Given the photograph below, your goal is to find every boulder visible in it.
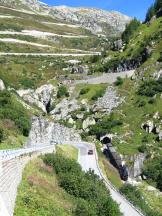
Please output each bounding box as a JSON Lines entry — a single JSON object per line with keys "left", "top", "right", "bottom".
{"left": 68, "top": 117, "right": 75, "bottom": 125}
{"left": 0, "top": 79, "right": 5, "bottom": 90}
{"left": 82, "top": 117, "right": 96, "bottom": 131}
{"left": 76, "top": 113, "right": 84, "bottom": 119}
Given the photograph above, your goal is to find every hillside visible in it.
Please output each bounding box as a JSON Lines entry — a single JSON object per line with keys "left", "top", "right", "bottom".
{"left": 0, "top": 0, "right": 131, "bottom": 36}
{"left": 0, "top": 0, "right": 162, "bottom": 216}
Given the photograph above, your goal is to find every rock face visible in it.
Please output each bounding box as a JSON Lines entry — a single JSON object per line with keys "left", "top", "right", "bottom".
{"left": 93, "top": 87, "right": 122, "bottom": 113}
{"left": 27, "top": 116, "right": 81, "bottom": 147}
{"left": 1, "top": 0, "right": 131, "bottom": 36}
{"left": 50, "top": 98, "right": 80, "bottom": 120}
{"left": 50, "top": 6, "right": 131, "bottom": 35}
{"left": 17, "top": 84, "right": 55, "bottom": 113}
{"left": 125, "top": 153, "right": 146, "bottom": 179}
{"left": 0, "top": 79, "right": 5, "bottom": 90}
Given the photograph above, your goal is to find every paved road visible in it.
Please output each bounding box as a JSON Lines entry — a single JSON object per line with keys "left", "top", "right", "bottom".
{"left": 0, "top": 52, "right": 100, "bottom": 57}
{"left": 75, "top": 142, "right": 143, "bottom": 216}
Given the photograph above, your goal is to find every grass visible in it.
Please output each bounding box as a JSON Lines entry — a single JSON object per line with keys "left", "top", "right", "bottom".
{"left": 96, "top": 142, "right": 122, "bottom": 189}
{"left": 0, "top": 135, "right": 26, "bottom": 150}
{"left": 109, "top": 78, "right": 162, "bottom": 155}
{"left": 14, "top": 158, "right": 76, "bottom": 216}
{"left": 139, "top": 182, "right": 162, "bottom": 214}
{"left": 56, "top": 145, "right": 78, "bottom": 160}
{"left": 76, "top": 83, "right": 107, "bottom": 103}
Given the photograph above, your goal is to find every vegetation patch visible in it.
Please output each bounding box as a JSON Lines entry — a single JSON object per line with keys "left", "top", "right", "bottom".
{"left": 43, "top": 153, "right": 121, "bottom": 216}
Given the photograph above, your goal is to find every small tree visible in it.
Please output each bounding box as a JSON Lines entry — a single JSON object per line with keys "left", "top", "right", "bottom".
{"left": 122, "top": 18, "right": 141, "bottom": 44}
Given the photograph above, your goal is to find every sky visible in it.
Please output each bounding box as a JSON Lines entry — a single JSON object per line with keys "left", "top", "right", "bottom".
{"left": 42, "top": 0, "right": 155, "bottom": 21}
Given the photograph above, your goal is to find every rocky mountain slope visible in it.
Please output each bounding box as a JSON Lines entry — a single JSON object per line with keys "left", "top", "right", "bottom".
{"left": 0, "top": 0, "right": 131, "bottom": 36}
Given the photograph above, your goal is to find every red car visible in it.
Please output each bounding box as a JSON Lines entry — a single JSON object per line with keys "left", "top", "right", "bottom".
{"left": 88, "top": 150, "right": 93, "bottom": 155}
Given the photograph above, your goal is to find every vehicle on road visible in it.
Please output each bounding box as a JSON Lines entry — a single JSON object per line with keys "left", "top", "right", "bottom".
{"left": 88, "top": 149, "right": 93, "bottom": 155}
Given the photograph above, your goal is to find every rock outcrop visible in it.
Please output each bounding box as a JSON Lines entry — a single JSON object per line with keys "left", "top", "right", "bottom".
{"left": 50, "top": 98, "right": 80, "bottom": 120}
{"left": 27, "top": 116, "right": 81, "bottom": 147}
{"left": 125, "top": 153, "right": 146, "bottom": 179}
{"left": 17, "top": 84, "right": 55, "bottom": 113}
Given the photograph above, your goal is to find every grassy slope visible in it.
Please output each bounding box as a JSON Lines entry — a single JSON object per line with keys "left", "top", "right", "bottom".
{"left": 14, "top": 158, "right": 76, "bottom": 216}
{"left": 108, "top": 78, "right": 162, "bottom": 155}
{"left": 56, "top": 145, "right": 78, "bottom": 160}
{"left": 0, "top": 6, "right": 102, "bottom": 52}
{"left": 75, "top": 83, "right": 108, "bottom": 103}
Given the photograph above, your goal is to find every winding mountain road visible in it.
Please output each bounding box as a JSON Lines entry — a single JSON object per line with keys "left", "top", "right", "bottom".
{"left": 73, "top": 142, "right": 144, "bottom": 216}
{"left": 0, "top": 142, "right": 144, "bottom": 216}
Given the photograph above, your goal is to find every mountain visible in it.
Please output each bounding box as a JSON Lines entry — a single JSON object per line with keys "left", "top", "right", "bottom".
{"left": 0, "top": 0, "right": 131, "bottom": 35}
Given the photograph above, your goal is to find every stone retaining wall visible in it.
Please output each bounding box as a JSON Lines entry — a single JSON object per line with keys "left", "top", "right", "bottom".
{"left": 0, "top": 146, "right": 55, "bottom": 216}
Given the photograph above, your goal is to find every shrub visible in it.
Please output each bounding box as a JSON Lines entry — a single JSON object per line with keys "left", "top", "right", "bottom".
{"left": 89, "top": 115, "right": 123, "bottom": 138}
{"left": 138, "top": 78, "right": 162, "bottom": 97}
{"left": 114, "top": 77, "right": 124, "bottom": 86}
{"left": 143, "top": 157, "right": 162, "bottom": 188}
{"left": 44, "top": 153, "right": 121, "bottom": 216}
{"left": 91, "top": 88, "right": 105, "bottom": 101}
{"left": 57, "top": 85, "right": 69, "bottom": 98}
{"left": 0, "top": 91, "right": 31, "bottom": 136}
{"left": 80, "top": 87, "right": 90, "bottom": 95}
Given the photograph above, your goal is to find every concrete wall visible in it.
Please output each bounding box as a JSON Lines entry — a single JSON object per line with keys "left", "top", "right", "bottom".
{"left": 0, "top": 146, "right": 55, "bottom": 216}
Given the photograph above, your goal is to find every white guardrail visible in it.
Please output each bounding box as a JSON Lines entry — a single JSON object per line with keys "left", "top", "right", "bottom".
{"left": 0, "top": 145, "right": 55, "bottom": 161}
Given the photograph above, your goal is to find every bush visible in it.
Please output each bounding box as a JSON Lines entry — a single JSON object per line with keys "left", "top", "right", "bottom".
{"left": 114, "top": 77, "right": 124, "bottom": 86}
{"left": 44, "top": 153, "right": 121, "bottom": 216}
{"left": 89, "top": 115, "right": 123, "bottom": 138}
{"left": 0, "top": 91, "right": 31, "bottom": 136}
{"left": 138, "top": 78, "right": 162, "bottom": 97}
{"left": 57, "top": 85, "right": 69, "bottom": 98}
{"left": 80, "top": 87, "right": 90, "bottom": 95}
{"left": 91, "top": 89, "right": 105, "bottom": 101}
{"left": 143, "top": 156, "right": 162, "bottom": 189}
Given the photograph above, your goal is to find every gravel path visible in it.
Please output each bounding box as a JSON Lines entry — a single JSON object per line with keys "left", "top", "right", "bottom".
{"left": 75, "top": 70, "right": 135, "bottom": 84}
